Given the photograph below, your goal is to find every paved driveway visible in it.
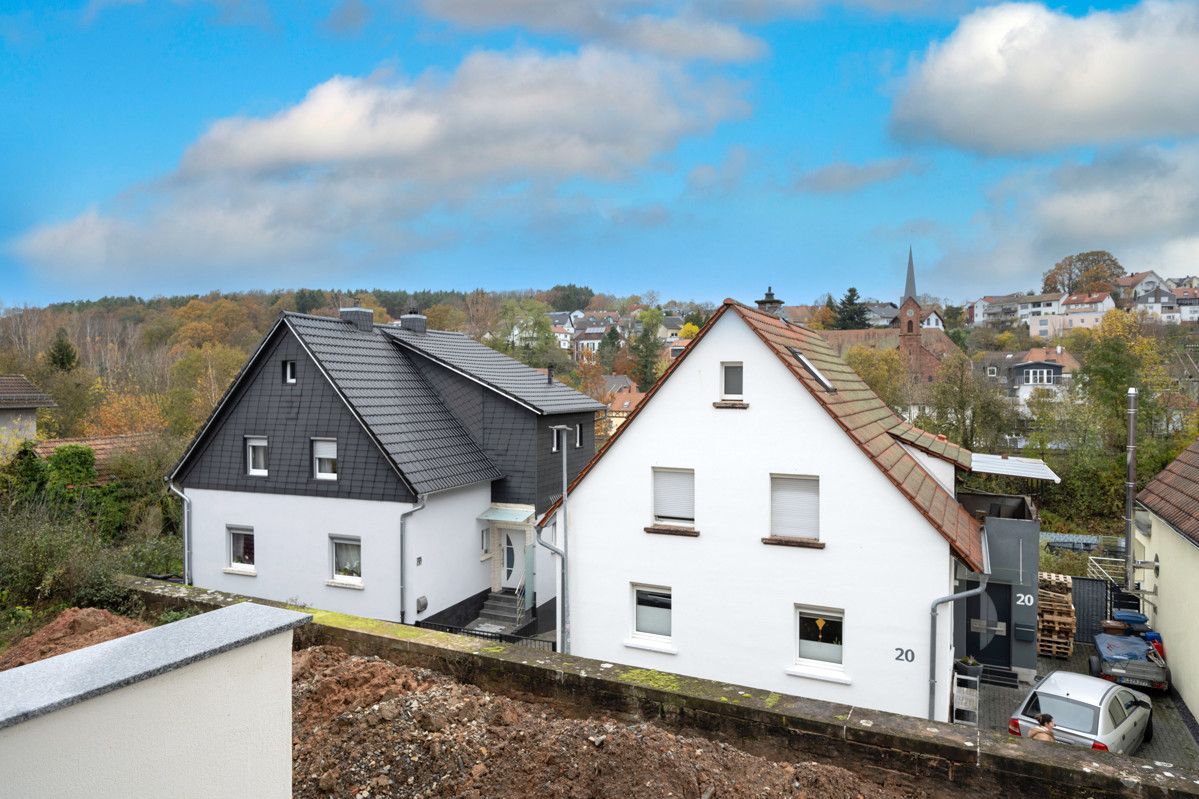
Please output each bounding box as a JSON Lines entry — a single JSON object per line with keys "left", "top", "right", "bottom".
{"left": 978, "top": 644, "right": 1199, "bottom": 766}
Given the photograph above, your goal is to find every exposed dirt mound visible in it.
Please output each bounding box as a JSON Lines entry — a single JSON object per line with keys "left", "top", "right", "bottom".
{"left": 0, "top": 607, "right": 149, "bottom": 671}
{"left": 292, "top": 646, "right": 919, "bottom": 799}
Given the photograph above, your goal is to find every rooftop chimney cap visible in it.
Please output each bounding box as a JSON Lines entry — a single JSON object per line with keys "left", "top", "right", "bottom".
{"left": 755, "top": 286, "right": 784, "bottom": 316}
{"left": 339, "top": 306, "right": 374, "bottom": 332}
{"left": 400, "top": 307, "right": 428, "bottom": 334}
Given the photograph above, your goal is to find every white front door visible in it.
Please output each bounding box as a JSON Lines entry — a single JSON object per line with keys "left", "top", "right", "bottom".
{"left": 500, "top": 527, "right": 525, "bottom": 590}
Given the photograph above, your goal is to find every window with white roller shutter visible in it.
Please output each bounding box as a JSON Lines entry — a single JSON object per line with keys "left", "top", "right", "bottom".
{"left": 771, "top": 475, "right": 819, "bottom": 539}
{"left": 652, "top": 468, "right": 694, "bottom": 526}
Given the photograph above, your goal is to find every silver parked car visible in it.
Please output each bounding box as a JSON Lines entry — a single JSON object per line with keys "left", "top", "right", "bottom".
{"left": 1009, "top": 670, "right": 1153, "bottom": 755}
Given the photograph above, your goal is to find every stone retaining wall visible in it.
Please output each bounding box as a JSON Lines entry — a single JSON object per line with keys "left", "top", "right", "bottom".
{"left": 122, "top": 576, "right": 1199, "bottom": 798}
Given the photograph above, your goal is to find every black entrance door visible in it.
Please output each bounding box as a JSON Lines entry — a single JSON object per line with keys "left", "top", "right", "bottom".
{"left": 966, "top": 583, "right": 1012, "bottom": 667}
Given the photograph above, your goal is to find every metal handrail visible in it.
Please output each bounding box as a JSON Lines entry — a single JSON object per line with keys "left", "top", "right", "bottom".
{"left": 513, "top": 575, "right": 527, "bottom": 627}
{"left": 1087, "top": 556, "right": 1126, "bottom": 587}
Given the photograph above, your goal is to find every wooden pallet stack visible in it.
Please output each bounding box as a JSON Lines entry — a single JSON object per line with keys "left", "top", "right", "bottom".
{"left": 1037, "top": 572, "right": 1076, "bottom": 658}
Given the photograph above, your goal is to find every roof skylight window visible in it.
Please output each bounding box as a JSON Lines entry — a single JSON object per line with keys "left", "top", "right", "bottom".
{"left": 787, "top": 347, "right": 836, "bottom": 393}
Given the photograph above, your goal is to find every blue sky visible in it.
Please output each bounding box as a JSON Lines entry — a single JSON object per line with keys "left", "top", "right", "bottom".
{"left": 3, "top": 0, "right": 1198, "bottom": 308}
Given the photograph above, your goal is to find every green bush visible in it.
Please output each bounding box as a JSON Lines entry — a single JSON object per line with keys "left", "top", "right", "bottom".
{"left": 0, "top": 504, "right": 120, "bottom": 608}
{"left": 156, "top": 608, "right": 197, "bottom": 625}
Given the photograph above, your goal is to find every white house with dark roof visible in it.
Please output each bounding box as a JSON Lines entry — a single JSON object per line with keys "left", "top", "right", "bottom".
{"left": 536, "top": 296, "right": 1045, "bottom": 720}
{"left": 169, "top": 307, "right": 603, "bottom": 634}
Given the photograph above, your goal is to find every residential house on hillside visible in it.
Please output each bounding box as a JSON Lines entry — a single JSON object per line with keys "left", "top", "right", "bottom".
{"left": 921, "top": 308, "right": 945, "bottom": 330}
{"left": 168, "top": 307, "right": 604, "bottom": 633}
{"left": 978, "top": 347, "right": 1079, "bottom": 411}
{"left": 1114, "top": 270, "right": 1169, "bottom": 302}
{"left": 35, "top": 432, "right": 157, "bottom": 482}
{"left": 0, "top": 375, "right": 55, "bottom": 446}
{"left": 971, "top": 294, "right": 1024, "bottom": 327}
{"left": 538, "top": 294, "right": 1056, "bottom": 719}
{"left": 573, "top": 327, "right": 612, "bottom": 360}
{"left": 1174, "top": 287, "right": 1199, "bottom": 323}
{"left": 781, "top": 305, "right": 821, "bottom": 326}
{"left": 1136, "top": 440, "right": 1199, "bottom": 708}
{"left": 551, "top": 325, "right": 573, "bottom": 353}
{"left": 547, "top": 312, "right": 575, "bottom": 333}
{"left": 1135, "top": 287, "right": 1181, "bottom": 324}
{"left": 1016, "top": 293, "right": 1063, "bottom": 337}
{"left": 605, "top": 388, "right": 646, "bottom": 436}
{"left": 658, "top": 316, "right": 684, "bottom": 340}
{"left": 1042, "top": 292, "right": 1115, "bottom": 336}
{"left": 603, "top": 375, "right": 635, "bottom": 396}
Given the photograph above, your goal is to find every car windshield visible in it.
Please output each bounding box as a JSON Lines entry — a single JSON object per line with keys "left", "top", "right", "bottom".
{"left": 1024, "top": 691, "right": 1099, "bottom": 734}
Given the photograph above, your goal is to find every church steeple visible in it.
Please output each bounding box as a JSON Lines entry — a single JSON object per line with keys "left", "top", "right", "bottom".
{"left": 902, "top": 246, "right": 917, "bottom": 304}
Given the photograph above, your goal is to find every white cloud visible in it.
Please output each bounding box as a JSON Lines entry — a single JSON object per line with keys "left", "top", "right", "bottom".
{"left": 794, "top": 156, "right": 924, "bottom": 193}
{"left": 892, "top": 1, "right": 1199, "bottom": 154}
{"left": 422, "top": 0, "right": 765, "bottom": 62}
{"left": 932, "top": 143, "right": 1199, "bottom": 296}
{"left": 14, "top": 48, "right": 746, "bottom": 278}
{"left": 687, "top": 145, "right": 749, "bottom": 194}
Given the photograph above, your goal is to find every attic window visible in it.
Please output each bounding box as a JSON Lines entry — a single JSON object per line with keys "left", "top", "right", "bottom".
{"left": 283, "top": 360, "right": 297, "bottom": 384}
{"left": 786, "top": 348, "right": 836, "bottom": 393}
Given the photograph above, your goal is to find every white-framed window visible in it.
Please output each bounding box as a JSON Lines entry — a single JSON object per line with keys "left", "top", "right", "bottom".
{"left": 283, "top": 360, "right": 297, "bottom": 384}
{"left": 551, "top": 428, "right": 562, "bottom": 453}
{"left": 330, "top": 536, "right": 362, "bottom": 585}
{"left": 770, "top": 475, "right": 819, "bottom": 539}
{"left": 986, "top": 366, "right": 997, "bottom": 377}
{"left": 227, "top": 526, "right": 255, "bottom": 574}
{"left": 632, "top": 584, "right": 672, "bottom": 640}
{"left": 480, "top": 528, "right": 492, "bottom": 557}
{"left": 721, "top": 361, "right": 743, "bottom": 400}
{"left": 796, "top": 605, "right": 843, "bottom": 665}
{"left": 313, "top": 438, "right": 338, "bottom": 480}
{"left": 575, "top": 423, "right": 583, "bottom": 448}
{"left": 1025, "top": 369, "right": 1053, "bottom": 385}
{"left": 652, "top": 467, "right": 694, "bottom": 527}
{"left": 246, "top": 436, "right": 268, "bottom": 477}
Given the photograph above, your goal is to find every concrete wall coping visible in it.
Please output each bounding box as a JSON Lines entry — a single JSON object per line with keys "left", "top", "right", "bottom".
{"left": 0, "top": 601, "right": 310, "bottom": 731}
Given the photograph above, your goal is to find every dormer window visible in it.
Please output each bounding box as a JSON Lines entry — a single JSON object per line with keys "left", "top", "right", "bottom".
{"left": 721, "top": 362, "right": 743, "bottom": 400}
{"left": 246, "top": 436, "right": 268, "bottom": 476}
{"left": 283, "top": 360, "right": 297, "bottom": 384}
{"left": 313, "top": 438, "right": 338, "bottom": 480}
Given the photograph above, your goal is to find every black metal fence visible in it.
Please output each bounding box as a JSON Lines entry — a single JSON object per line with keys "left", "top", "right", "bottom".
{"left": 1071, "top": 576, "right": 1110, "bottom": 643}
{"left": 416, "top": 620, "right": 556, "bottom": 652}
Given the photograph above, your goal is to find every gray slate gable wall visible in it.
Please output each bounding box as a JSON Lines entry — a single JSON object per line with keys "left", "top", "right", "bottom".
{"left": 175, "top": 325, "right": 414, "bottom": 503}
{"left": 409, "top": 356, "right": 594, "bottom": 512}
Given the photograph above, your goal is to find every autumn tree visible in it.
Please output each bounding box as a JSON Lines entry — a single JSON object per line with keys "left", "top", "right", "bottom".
{"left": 1042, "top": 251, "right": 1125, "bottom": 294}
{"left": 630, "top": 308, "right": 664, "bottom": 391}
{"left": 463, "top": 289, "right": 500, "bottom": 339}
{"left": 845, "top": 346, "right": 908, "bottom": 411}
{"left": 294, "top": 289, "right": 327, "bottom": 314}
{"left": 83, "top": 393, "right": 167, "bottom": 436}
{"left": 165, "top": 342, "right": 246, "bottom": 434}
{"left": 544, "top": 284, "right": 594, "bottom": 312}
{"left": 424, "top": 303, "right": 467, "bottom": 332}
{"left": 834, "top": 288, "right": 870, "bottom": 330}
{"left": 679, "top": 322, "right": 699, "bottom": 339}
{"left": 46, "top": 328, "right": 78, "bottom": 371}
{"left": 921, "top": 351, "right": 1016, "bottom": 451}
{"left": 597, "top": 327, "right": 623, "bottom": 371}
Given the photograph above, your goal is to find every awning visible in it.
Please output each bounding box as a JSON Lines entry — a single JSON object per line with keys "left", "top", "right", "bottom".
{"left": 477, "top": 506, "right": 535, "bottom": 523}
{"left": 970, "top": 453, "right": 1061, "bottom": 483}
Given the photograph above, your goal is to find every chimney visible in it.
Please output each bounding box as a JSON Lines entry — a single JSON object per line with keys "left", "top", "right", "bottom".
{"left": 340, "top": 306, "right": 374, "bottom": 332}
{"left": 546, "top": 364, "right": 554, "bottom": 385}
{"left": 755, "top": 286, "right": 784, "bottom": 316}
{"left": 400, "top": 307, "right": 427, "bottom": 334}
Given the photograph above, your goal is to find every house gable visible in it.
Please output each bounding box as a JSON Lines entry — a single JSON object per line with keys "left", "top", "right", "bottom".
{"left": 174, "top": 323, "right": 415, "bottom": 503}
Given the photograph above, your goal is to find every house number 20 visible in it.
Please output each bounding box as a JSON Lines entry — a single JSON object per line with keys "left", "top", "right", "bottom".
{"left": 894, "top": 648, "right": 915, "bottom": 662}
{"left": 1015, "top": 593, "right": 1034, "bottom": 606}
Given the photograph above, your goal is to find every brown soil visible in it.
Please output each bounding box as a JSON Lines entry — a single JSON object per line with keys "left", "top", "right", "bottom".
{"left": 292, "top": 646, "right": 919, "bottom": 799}
{"left": 0, "top": 607, "right": 149, "bottom": 671}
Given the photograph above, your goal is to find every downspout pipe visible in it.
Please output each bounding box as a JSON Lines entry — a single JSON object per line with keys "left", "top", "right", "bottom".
{"left": 536, "top": 524, "right": 565, "bottom": 653}
{"left": 399, "top": 495, "right": 427, "bottom": 624}
{"left": 166, "top": 480, "right": 192, "bottom": 586}
{"left": 1124, "top": 387, "right": 1138, "bottom": 590}
{"left": 928, "top": 528, "right": 991, "bottom": 721}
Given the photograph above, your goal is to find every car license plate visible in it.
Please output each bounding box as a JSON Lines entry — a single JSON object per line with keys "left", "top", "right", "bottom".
{"left": 1121, "top": 677, "right": 1151, "bottom": 687}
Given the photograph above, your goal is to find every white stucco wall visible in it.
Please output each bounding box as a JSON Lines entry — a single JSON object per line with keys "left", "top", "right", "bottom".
{"left": 190, "top": 484, "right": 495, "bottom": 622}
{"left": 0, "top": 409, "right": 36, "bottom": 444}
{"left": 406, "top": 482, "right": 494, "bottom": 622}
{"left": 555, "top": 311, "right": 958, "bottom": 720}
{"left": 1135, "top": 514, "right": 1199, "bottom": 707}
{"left": 0, "top": 633, "right": 293, "bottom": 799}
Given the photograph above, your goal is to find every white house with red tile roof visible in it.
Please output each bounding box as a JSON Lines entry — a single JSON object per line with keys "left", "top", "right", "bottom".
{"left": 538, "top": 297, "right": 999, "bottom": 721}
{"left": 1114, "top": 270, "right": 1168, "bottom": 300}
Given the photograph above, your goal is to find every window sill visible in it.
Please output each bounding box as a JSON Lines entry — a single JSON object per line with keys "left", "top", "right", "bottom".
{"left": 247, "top": 471, "right": 268, "bottom": 478}
{"left": 761, "top": 536, "right": 824, "bottom": 549}
{"left": 314, "top": 475, "right": 338, "bottom": 482}
{"left": 712, "top": 401, "right": 749, "bottom": 409}
{"left": 326, "top": 579, "right": 364, "bottom": 590}
{"left": 785, "top": 663, "right": 851, "bottom": 685}
{"left": 644, "top": 525, "right": 700, "bottom": 537}
{"left": 223, "top": 567, "right": 257, "bottom": 577}
{"left": 623, "top": 637, "right": 678, "bottom": 655}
